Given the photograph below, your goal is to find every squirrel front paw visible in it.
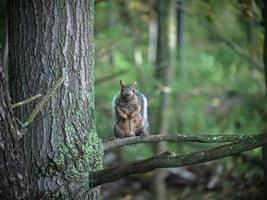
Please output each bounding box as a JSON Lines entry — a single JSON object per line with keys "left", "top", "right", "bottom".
{"left": 136, "top": 128, "right": 149, "bottom": 137}
{"left": 114, "top": 124, "right": 128, "bottom": 138}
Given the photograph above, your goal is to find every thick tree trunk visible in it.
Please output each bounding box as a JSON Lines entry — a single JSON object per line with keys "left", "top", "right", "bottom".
{"left": 0, "top": 63, "right": 28, "bottom": 199}
{"left": 7, "top": 0, "right": 103, "bottom": 199}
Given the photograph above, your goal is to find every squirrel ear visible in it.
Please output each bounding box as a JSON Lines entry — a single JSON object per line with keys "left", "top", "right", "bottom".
{"left": 132, "top": 81, "right": 137, "bottom": 91}
{"left": 132, "top": 81, "right": 137, "bottom": 86}
{"left": 120, "top": 80, "right": 124, "bottom": 87}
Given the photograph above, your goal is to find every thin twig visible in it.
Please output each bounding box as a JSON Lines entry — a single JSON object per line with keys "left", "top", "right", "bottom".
{"left": 20, "top": 76, "right": 64, "bottom": 129}
{"left": 90, "top": 133, "right": 267, "bottom": 188}
{"left": 198, "top": 17, "right": 263, "bottom": 71}
{"left": 95, "top": 70, "right": 127, "bottom": 85}
{"left": 181, "top": 7, "right": 264, "bottom": 72}
{"left": 104, "top": 133, "right": 255, "bottom": 151}
{"left": 11, "top": 94, "right": 42, "bottom": 109}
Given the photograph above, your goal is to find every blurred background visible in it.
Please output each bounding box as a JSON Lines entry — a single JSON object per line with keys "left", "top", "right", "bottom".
{"left": 94, "top": 0, "right": 266, "bottom": 199}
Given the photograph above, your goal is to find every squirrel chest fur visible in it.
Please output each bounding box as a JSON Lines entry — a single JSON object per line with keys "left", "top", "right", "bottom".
{"left": 112, "top": 80, "right": 149, "bottom": 138}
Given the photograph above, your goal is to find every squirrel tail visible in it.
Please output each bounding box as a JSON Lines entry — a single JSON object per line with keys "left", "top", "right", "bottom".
{"left": 112, "top": 92, "right": 119, "bottom": 120}
{"left": 139, "top": 92, "right": 149, "bottom": 130}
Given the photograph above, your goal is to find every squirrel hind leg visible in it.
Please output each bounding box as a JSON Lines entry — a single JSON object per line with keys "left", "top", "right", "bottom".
{"left": 136, "top": 127, "right": 149, "bottom": 137}
{"left": 114, "top": 124, "right": 128, "bottom": 138}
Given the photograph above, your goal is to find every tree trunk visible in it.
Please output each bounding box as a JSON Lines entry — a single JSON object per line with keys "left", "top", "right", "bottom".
{"left": 148, "top": 0, "right": 158, "bottom": 63}
{"left": 175, "top": 0, "right": 186, "bottom": 145}
{"left": 0, "top": 62, "right": 28, "bottom": 199}
{"left": 106, "top": 1, "right": 114, "bottom": 66}
{"left": 241, "top": 0, "right": 256, "bottom": 70}
{"left": 152, "top": 0, "right": 176, "bottom": 199}
{"left": 177, "top": 0, "right": 185, "bottom": 65}
{"left": 7, "top": 0, "right": 103, "bottom": 199}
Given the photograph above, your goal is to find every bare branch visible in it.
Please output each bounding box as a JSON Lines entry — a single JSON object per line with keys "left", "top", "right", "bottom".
{"left": 181, "top": 7, "right": 264, "bottom": 72}
{"left": 104, "top": 133, "right": 254, "bottom": 151}
{"left": 11, "top": 94, "right": 42, "bottom": 109}
{"left": 95, "top": 70, "right": 127, "bottom": 85}
{"left": 90, "top": 133, "right": 267, "bottom": 188}
{"left": 198, "top": 18, "right": 263, "bottom": 72}
{"left": 20, "top": 76, "right": 64, "bottom": 129}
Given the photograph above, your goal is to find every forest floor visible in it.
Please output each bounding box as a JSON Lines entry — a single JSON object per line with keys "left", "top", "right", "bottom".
{"left": 100, "top": 162, "right": 266, "bottom": 200}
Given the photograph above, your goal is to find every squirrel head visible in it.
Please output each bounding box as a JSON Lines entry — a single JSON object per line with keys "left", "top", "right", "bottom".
{"left": 120, "top": 80, "right": 137, "bottom": 101}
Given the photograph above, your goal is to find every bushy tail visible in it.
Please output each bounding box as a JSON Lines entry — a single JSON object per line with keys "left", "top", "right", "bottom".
{"left": 138, "top": 92, "right": 149, "bottom": 130}
{"left": 112, "top": 92, "right": 119, "bottom": 121}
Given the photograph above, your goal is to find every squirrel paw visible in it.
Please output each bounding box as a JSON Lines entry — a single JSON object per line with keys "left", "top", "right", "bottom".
{"left": 136, "top": 128, "right": 149, "bottom": 137}
{"left": 114, "top": 125, "right": 128, "bottom": 138}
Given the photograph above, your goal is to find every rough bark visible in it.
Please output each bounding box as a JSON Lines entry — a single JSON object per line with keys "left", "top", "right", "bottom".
{"left": 0, "top": 61, "right": 28, "bottom": 199}
{"left": 7, "top": 0, "right": 103, "bottom": 199}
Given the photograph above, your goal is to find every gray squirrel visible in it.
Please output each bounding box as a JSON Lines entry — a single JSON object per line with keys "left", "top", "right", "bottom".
{"left": 112, "top": 80, "right": 149, "bottom": 138}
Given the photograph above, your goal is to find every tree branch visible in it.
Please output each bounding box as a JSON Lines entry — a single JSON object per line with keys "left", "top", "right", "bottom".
{"left": 104, "top": 133, "right": 254, "bottom": 151}
{"left": 198, "top": 17, "right": 263, "bottom": 72}
{"left": 11, "top": 94, "right": 42, "bottom": 109}
{"left": 90, "top": 133, "right": 267, "bottom": 188}
{"left": 21, "top": 76, "right": 64, "bottom": 129}
{"left": 182, "top": 8, "right": 264, "bottom": 72}
{"left": 95, "top": 70, "right": 127, "bottom": 85}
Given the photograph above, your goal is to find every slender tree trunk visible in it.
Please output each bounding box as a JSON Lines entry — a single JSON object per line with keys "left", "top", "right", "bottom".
{"left": 107, "top": 1, "right": 114, "bottom": 66}
{"left": 148, "top": 0, "right": 158, "bottom": 63}
{"left": 261, "top": 0, "right": 267, "bottom": 186}
{"left": 242, "top": 0, "right": 256, "bottom": 70}
{"left": 152, "top": 0, "right": 176, "bottom": 199}
{"left": 175, "top": 0, "right": 186, "bottom": 133}
{"left": 246, "top": 1, "right": 256, "bottom": 47}
{"left": 177, "top": 0, "right": 185, "bottom": 66}
{"left": 7, "top": 0, "right": 103, "bottom": 199}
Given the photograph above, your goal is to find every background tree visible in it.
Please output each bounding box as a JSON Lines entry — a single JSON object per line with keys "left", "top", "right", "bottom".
{"left": 152, "top": 0, "right": 176, "bottom": 199}
{"left": 94, "top": 0, "right": 267, "bottom": 199}
{"left": 175, "top": 0, "right": 186, "bottom": 133}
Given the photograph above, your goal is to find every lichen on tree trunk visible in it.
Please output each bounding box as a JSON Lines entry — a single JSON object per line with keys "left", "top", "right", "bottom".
{"left": 7, "top": 0, "right": 103, "bottom": 198}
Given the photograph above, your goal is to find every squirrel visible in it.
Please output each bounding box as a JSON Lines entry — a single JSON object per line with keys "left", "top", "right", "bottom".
{"left": 112, "top": 80, "right": 149, "bottom": 138}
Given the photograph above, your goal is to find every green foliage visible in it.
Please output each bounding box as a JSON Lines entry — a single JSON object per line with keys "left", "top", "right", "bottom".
{"left": 94, "top": 0, "right": 266, "bottom": 182}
